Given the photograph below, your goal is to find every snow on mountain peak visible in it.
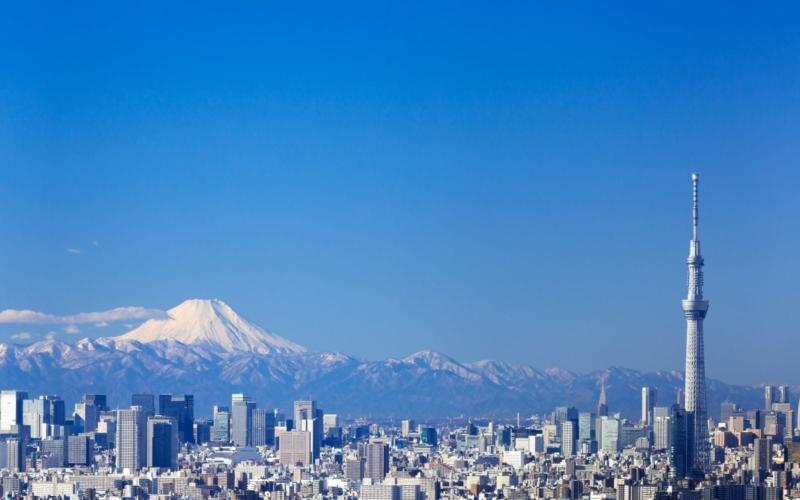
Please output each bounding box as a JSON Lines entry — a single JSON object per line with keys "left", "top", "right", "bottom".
{"left": 114, "top": 299, "right": 306, "bottom": 355}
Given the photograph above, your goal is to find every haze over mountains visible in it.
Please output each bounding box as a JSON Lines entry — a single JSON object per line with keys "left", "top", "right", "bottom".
{"left": 0, "top": 299, "right": 768, "bottom": 418}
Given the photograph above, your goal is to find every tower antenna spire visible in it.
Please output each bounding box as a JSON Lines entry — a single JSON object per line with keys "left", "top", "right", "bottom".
{"left": 692, "top": 172, "right": 699, "bottom": 241}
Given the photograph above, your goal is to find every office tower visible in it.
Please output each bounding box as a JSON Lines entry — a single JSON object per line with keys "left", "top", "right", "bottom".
{"left": 753, "top": 437, "right": 771, "bottom": 480}
{"left": 41, "top": 437, "right": 68, "bottom": 467}
{"left": 344, "top": 457, "right": 365, "bottom": 482}
{"left": 778, "top": 386, "right": 790, "bottom": 404}
{"left": 653, "top": 407, "right": 672, "bottom": 450}
{"left": 23, "top": 395, "right": 64, "bottom": 439}
{"left": 323, "top": 413, "right": 339, "bottom": 432}
{"left": 68, "top": 434, "right": 93, "bottom": 466}
{"left": 132, "top": 394, "right": 155, "bottom": 417}
{"left": 401, "top": 419, "right": 415, "bottom": 437}
{"left": 676, "top": 388, "right": 684, "bottom": 408}
{"left": 364, "top": 442, "right": 390, "bottom": 481}
{"left": 554, "top": 406, "right": 578, "bottom": 440}
{"left": 276, "top": 429, "right": 312, "bottom": 466}
{"left": 158, "top": 394, "right": 194, "bottom": 443}
{"left": 212, "top": 406, "right": 230, "bottom": 443}
{"left": 116, "top": 406, "right": 147, "bottom": 471}
{"left": 600, "top": 417, "right": 620, "bottom": 454}
{"left": 82, "top": 394, "right": 108, "bottom": 411}
{"left": 597, "top": 382, "right": 608, "bottom": 417}
{"left": 231, "top": 394, "right": 255, "bottom": 447}
{"left": 681, "top": 173, "right": 709, "bottom": 471}
{"left": 578, "top": 412, "right": 595, "bottom": 442}
{"left": 73, "top": 402, "right": 99, "bottom": 433}
{"left": 668, "top": 407, "right": 695, "bottom": 479}
{"left": 720, "top": 402, "right": 740, "bottom": 424}
{"left": 641, "top": 386, "right": 657, "bottom": 426}
{"left": 0, "top": 391, "right": 28, "bottom": 433}
{"left": 561, "top": 420, "right": 577, "bottom": 456}
{"left": 194, "top": 420, "right": 211, "bottom": 444}
{"left": 419, "top": 426, "right": 437, "bottom": 446}
{"left": 251, "top": 408, "right": 276, "bottom": 446}
{"left": 294, "top": 400, "right": 322, "bottom": 460}
{"left": 764, "top": 386, "right": 776, "bottom": 410}
{"left": 147, "top": 416, "right": 178, "bottom": 469}
{"left": 4, "top": 437, "right": 24, "bottom": 472}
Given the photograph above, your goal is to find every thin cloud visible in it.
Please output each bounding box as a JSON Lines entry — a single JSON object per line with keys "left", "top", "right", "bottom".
{"left": 64, "top": 325, "right": 80, "bottom": 334}
{"left": 10, "top": 332, "right": 33, "bottom": 341}
{"left": 92, "top": 240, "right": 100, "bottom": 247}
{"left": 66, "top": 248, "right": 83, "bottom": 255}
{"left": 0, "top": 306, "right": 169, "bottom": 325}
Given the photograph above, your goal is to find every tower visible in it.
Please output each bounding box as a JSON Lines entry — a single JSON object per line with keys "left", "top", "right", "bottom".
{"left": 682, "top": 173, "right": 709, "bottom": 472}
{"left": 597, "top": 381, "right": 608, "bottom": 417}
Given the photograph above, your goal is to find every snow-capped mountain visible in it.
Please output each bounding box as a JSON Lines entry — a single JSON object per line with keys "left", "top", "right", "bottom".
{"left": 0, "top": 299, "right": 772, "bottom": 417}
{"left": 115, "top": 299, "right": 306, "bottom": 355}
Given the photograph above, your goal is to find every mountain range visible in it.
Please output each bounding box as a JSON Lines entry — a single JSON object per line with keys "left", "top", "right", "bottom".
{"left": 0, "top": 299, "right": 773, "bottom": 419}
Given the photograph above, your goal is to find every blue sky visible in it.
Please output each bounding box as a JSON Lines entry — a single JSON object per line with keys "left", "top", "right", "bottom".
{"left": 0, "top": 2, "right": 798, "bottom": 385}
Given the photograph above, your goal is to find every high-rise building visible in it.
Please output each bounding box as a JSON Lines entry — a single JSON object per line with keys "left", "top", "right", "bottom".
{"left": 193, "top": 420, "right": 211, "bottom": 444}
{"left": 561, "top": 420, "right": 577, "bottom": 456}
{"left": 82, "top": 394, "right": 108, "bottom": 411}
{"left": 132, "top": 394, "right": 155, "bottom": 417}
{"left": 116, "top": 406, "right": 147, "bottom": 471}
{"left": 764, "top": 386, "right": 776, "bottom": 410}
{"left": 597, "top": 383, "right": 608, "bottom": 417}
{"left": 251, "top": 408, "right": 276, "bottom": 447}
{"left": 231, "top": 394, "right": 255, "bottom": 447}
{"left": 419, "top": 426, "right": 437, "bottom": 447}
{"left": 73, "top": 402, "right": 99, "bottom": 433}
{"left": 681, "top": 173, "right": 709, "bottom": 471}
{"left": 4, "top": 437, "right": 24, "bottom": 472}
{"left": 777, "top": 385, "right": 790, "bottom": 404}
{"left": 641, "top": 386, "right": 657, "bottom": 426}
{"left": 41, "top": 437, "right": 68, "bottom": 467}
{"left": 212, "top": 405, "right": 230, "bottom": 443}
{"left": 600, "top": 417, "right": 620, "bottom": 454}
{"left": 752, "top": 437, "right": 771, "bottom": 480}
{"left": 294, "top": 400, "right": 322, "bottom": 460}
{"left": 147, "top": 415, "right": 178, "bottom": 469}
{"left": 23, "top": 395, "right": 65, "bottom": 439}
{"left": 668, "top": 407, "right": 695, "bottom": 479}
{"left": 0, "top": 391, "right": 28, "bottom": 433}
{"left": 158, "top": 394, "right": 194, "bottom": 444}
{"left": 578, "top": 412, "right": 595, "bottom": 442}
{"left": 68, "top": 434, "right": 93, "bottom": 466}
{"left": 364, "top": 441, "right": 390, "bottom": 481}
{"left": 401, "top": 419, "right": 415, "bottom": 437}
{"left": 653, "top": 407, "right": 672, "bottom": 450}
{"left": 276, "top": 429, "right": 311, "bottom": 466}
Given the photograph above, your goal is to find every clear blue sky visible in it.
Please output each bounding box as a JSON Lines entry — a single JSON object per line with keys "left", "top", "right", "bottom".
{"left": 0, "top": 1, "right": 798, "bottom": 385}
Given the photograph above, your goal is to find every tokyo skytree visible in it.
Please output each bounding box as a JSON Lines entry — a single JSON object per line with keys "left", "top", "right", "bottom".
{"left": 682, "top": 172, "right": 709, "bottom": 472}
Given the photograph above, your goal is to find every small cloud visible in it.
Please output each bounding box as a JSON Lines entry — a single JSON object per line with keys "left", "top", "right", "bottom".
{"left": 64, "top": 325, "right": 80, "bottom": 334}
{"left": 94, "top": 321, "right": 109, "bottom": 328}
{"left": 66, "top": 248, "right": 83, "bottom": 255}
{"left": 10, "top": 332, "right": 33, "bottom": 341}
{"left": 92, "top": 240, "right": 100, "bottom": 247}
{"left": 45, "top": 331, "right": 57, "bottom": 340}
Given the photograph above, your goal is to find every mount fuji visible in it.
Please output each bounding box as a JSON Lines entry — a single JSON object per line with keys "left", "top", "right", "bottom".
{"left": 0, "top": 299, "right": 769, "bottom": 418}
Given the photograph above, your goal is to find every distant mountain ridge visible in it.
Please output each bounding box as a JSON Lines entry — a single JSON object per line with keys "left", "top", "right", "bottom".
{"left": 0, "top": 299, "right": 775, "bottom": 418}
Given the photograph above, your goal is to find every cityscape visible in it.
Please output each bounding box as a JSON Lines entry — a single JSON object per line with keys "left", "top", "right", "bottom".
{"left": 0, "top": 175, "right": 797, "bottom": 499}
{"left": 2, "top": 2, "right": 798, "bottom": 499}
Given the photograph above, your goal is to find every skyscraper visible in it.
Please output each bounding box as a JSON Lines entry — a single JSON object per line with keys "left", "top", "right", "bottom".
{"left": 364, "top": 441, "right": 390, "bottom": 481}
{"left": 251, "top": 408, "right": 276, "bottom": 447}
{"left": 777, "top": 385, "right": 790, "bottom": 404}
{"left": 0, "top": 390, "right": 28, "bottom": 433}
{"left": 147, "top": 415, "right": 179, "bottom": 469}
{"left": 764, "top": 386, "right": 776, "bottom": 410}
{"left": 231, "top": 394, "right": 255, "bottom": 447}
{"left": 681, "top": 173, "right": 709, "bottom": 472}
{"left": 294, "top": 400, "right": 322, "bottom": 460}
{"left": 597, "top": 382, "right": 608, "bottom": 417}
{"left": 132, "top": 394, "right": 155, "bottom": 417}
{"left": 116, "top": 406, "right": 147, "bottom": 471}
{"left": 668, "top": 407, "right": 695, "bottom": 480}
{"left": 641, "top": 386, "right": 657, "bottom": 426}
{"left": 158, "top": 394, "right": 194, "bottom": 444}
